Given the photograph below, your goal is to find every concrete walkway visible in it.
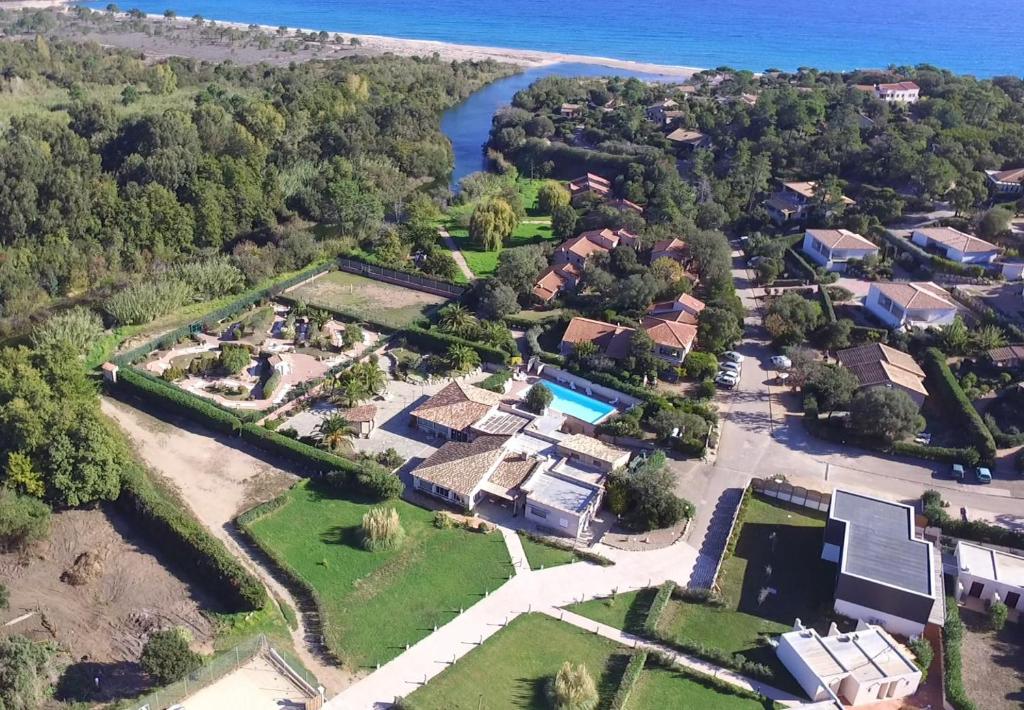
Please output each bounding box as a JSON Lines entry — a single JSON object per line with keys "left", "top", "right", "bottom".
{"left": 552, "top": 609, "right": 804, "bottom": 706}
{"left": 500, "top": 527, "right": 529, "bottom": 574}
{"left": 438, "top": 228, "right": 476, "bottom": 282}
{"left": 327, "top": 527, "right": 705, "bottom": 709}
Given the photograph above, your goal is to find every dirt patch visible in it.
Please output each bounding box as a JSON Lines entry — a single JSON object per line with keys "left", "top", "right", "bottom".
{"left": 0, "top": 508, "right": 216, "bottom": 699}
{"left": 287, "top": 271, "right": 448, "bottom": 329}
{"left": 959, "top": 607, "right": 1024, "bottom": 709}
{"left": 101, "top": 397, "right": 296, "bottom": 531}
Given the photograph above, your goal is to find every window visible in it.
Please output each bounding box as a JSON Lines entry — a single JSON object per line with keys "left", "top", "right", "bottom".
{"left": 433, "top": 484, "right": 451, "bottom": 498}
{"left": 1005, "top": 591, "right": 1020, "bottom": 609}
{"left": 529, "top": 506, "right": 548, "bottom": 519}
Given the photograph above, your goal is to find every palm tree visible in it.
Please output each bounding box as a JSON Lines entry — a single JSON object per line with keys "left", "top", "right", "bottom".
{"left": 316, "top": 414, "right": 357, "bottom": 452}
{"left": 438, "top": 304, "right": 478, "bottom": 337}
{"left": 447, "top": 344, "right": 480, "bottom": 373}
{"left": 356, "top": 360, "right": 387, "bottom": 396}
{"left": 333, "top": 369, "right": 371, "bottom": 407}
{"left": 972, "top": 324, "right": 1006, "bottom": 352}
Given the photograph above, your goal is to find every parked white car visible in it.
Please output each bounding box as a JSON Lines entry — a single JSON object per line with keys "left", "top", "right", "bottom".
{"left": 769, "top": 355, "right": 792, "bottom": 370}
{"left": 715, "top": 371, "right": 740, "bottom": 388}
{"left": 721, "top": 351, "right": 745, "bottom": 364}
{"left": 720, "top": 361, "right": 742, "bottom": 374}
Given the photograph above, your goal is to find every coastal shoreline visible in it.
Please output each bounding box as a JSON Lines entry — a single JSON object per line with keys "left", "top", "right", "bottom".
{"left": 3, "top": 0, "right": 702, "bottom": 77}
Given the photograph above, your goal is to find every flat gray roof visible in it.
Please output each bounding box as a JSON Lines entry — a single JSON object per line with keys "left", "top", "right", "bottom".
{"left": 831, "top": 490, "right": 932, "bottom": 596}
{"left": 525, "top": 471, "right": 597, "bottom": 514}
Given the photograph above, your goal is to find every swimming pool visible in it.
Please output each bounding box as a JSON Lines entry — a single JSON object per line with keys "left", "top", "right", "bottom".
{"left": 540, "top": 381, "right": 616, "bottom": 424}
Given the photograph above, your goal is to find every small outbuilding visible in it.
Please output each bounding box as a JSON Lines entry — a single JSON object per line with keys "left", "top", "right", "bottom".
{"left": 955, "top": 540, "right": 1024, "bottom": 615}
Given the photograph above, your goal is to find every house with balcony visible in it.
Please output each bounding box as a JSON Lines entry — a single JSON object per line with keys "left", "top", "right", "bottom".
{"left": 764, "top": 181, "right": 855, "bottom": 225}
{"left": 559, "top": 315, "right": 697, "bottom": 366}
{"left": 835, "top": 343, "right": 928, "bottom": 408}
{"left": 665, "top": 128, "right": 711, "bottom": 154}
{"left": 911, "top": 227, "right": 1000, "bottom": 264}
{"left": 567, "top": 173, "right": 612, "bottom": 205}
{"left": 872, "top": 81, "right": 920, "bottom": 103}
{"left": 864, "top": 282, "right": 957, "bottom": 330}
{"left": 647, "top": 292, "right": 706, "bottom": 325}
{"left": 985, "top": 167, "right": 1024, "bottom": 197}
{"left": 801, "top": 229, "right": 879, "bottom": 272}
{"left": 531, "top": 262, "right": 582, "bottom": 304}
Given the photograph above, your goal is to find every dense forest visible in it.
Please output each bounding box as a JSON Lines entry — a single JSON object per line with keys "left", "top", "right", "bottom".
{"left": 488, "top": 67, "right": 1024, "bottom": 240}
{"left": 0, "top": 26, "right": 512, "bottom": 329}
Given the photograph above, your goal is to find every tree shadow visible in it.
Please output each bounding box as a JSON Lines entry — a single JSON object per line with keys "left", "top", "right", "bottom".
{"left": 54, "top": 660, "right": 149, "bottom": 704}
{"left": 319, "top": 524, "right": 364, "bottom": 548}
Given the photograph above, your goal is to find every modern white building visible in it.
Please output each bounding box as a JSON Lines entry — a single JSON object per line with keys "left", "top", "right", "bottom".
{"left": 955, "top": 540, "right": 1024, "bottom": 614}
{"left": 864, "top": 282, "right": 958, "bottom": 330}
{"left": 822, "top": 490, "right": 939, "bottom": 637}
{"left": 911, "top": 227, "right": 1001, "bottom": 264}
{"left": 776, "top": 621, "right": 922, "bottom": 707}
{"left": 801, "top": 228, "right": 879, "bottom": 272}
{"left": 872, "top": 81, "right": 920, "bottom": 103}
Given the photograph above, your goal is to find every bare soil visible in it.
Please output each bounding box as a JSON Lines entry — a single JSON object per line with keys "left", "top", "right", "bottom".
{"left": 0, "top": 507, "right": 217, "bottom": 702}
{"left": 959, "top": 607, "right": 1024, "bottom": 709}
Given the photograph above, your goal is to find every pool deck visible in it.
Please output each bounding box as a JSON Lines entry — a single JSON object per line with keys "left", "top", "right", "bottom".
{"left": 508, "top": 374, "right": 627, "bottom": 426}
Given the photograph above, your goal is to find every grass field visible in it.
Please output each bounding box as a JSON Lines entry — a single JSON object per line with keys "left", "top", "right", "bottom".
{"left": 517, "top": 534, "right": 577, "bottom": 569}
{"left": 245, "top": 481, "right": 512, "bottom": 669}
{"left": 286, "top": 270, "right": 449, "bottom": 329}
{"left": 630, "top": 664, "right": 767, "bottom": 710}
{"left": 658, "top": 495, "right": 833, "bottom": 688}
{"left": 568, "top": 588, "right": 656, "bottom": 635}
{"left": 405, "top": 614, "right": 631, "bottom": 710}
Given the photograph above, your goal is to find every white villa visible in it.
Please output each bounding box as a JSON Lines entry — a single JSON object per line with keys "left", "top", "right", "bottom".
{"left": 776, "top": 621, "right": 921, "bottom": 707}
{"left": 911, "top": 227, "right": 1001, "bottom": 264}
{"left": 864, "top": 282, "right": 957, "bottom": 330}
{"left": 955, "top": 540, "right": 1024, "bottom": 616}
{"left": 986, "top": 167, "right": 1024, "bottom": 197}
{"left": 801, "top": 228, "right": 879, "bottom": 272}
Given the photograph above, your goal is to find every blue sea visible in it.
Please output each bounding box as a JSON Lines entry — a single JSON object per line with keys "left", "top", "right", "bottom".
{"left": 83, "top": 0, "right": 1024, "bottom": 78}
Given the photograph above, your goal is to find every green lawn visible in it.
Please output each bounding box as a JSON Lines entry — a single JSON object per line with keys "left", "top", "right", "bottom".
{"left": 405, "top": 614, "right": 631, "bottom": 710}
{"left": 245, "top": 481, "right": 512, "bottom": 669}
{"left": 518, "top": 534, "right": 577, "bottom": 569}
{"left": 630, "top": 665, "right": 767, "bottom": 710}
{"left": 568, "top": 588, "right": 656, "bottom": 635}
{"left": 657, "top": 495, "right": 834, "bottom": 689}
{"left": 286, "top": 270, "right": 450, "bottom": 329}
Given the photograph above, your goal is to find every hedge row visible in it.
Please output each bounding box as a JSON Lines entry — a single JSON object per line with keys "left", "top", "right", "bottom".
{"left": 117, "top": 367, "right": 249, "bottom": 431}
{"left": 235, "top": 493, "right": 290, "bottom": 527}
{"left": 609, "top": 651, "right": 647, "bottom": 710}
{"left": 943, "top": 596, "right": 977, "bottom": 710}
{"left": 922, "top": 494, "right": 1024, "bottom": 550}
{"left": 878, "top": 230, "right": 988, "bottom": 278}
{"left": 647, "top": 649, "right": 774, "bottom": 701}
{"left": 401, "top": 325, "right": 510, "bottom": 365}
{"left": 504, "top": 313, "right": 564, "bottom": 329}
{"left": 477, "top": 369, "right": 512, "bottom": 393}
{"left": 805, "top": 417, "right": 980, "bottom": 465}
{"left": 117, "top": 462, "right": 266, "bottom": 612}
{"left": 983, "top": 412, "right": 1024, "bottom": 448}
{"left": 786, "top": 247, "right": 817, "bottom": 282}
{"left": 642, "top": 580, "right": 675, "bottom": 636}
{"left": 655, "top": 634, "right": 774, "bottom": 682}
{"left": 240, "top": 424, "right": 364, "bottom": 478}
{"left": 338, "top": 250, "right": 466, "bottom": 290}
{"left": 921, "top": 348, "right": 997, "bottom": 460}
{"left": 818, "top": 284, "right": 837, "bottom": 324}
{"left": 262, "top": 372, "right": 282, "bottom": 400}
{"left": 276, "top": 293, "right": 409, "bottom": 335}
{"left": 112, "top": 260, "right": 334, "bottom": 366}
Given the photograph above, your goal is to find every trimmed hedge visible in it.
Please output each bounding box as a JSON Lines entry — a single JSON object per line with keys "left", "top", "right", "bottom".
{"left": 401, "top": 326, "right": 510, "bottom": 365}
{"left": 262, "top": 371, "right": 282, "bottom": 400}
{"left": 236, "top": 493, "right": 290, "bottom": 527}
{"left": 878, "top": 230, "right": 988, "bottom": 278}
{"left": 921, "top": 492, "right": 1024, "bottom": 550}
{"left": 643, "top": 580, "right": 675, "bottom": 636}
{"left": 609, "top": 650, "right": 647, "bottom": 710}
{"left": 117, "top": 367, "right": 248, "bottom": 431}
{"left": 240, "top": 424, "right": 363, "bottom": 478}
{"left": 117, "top": 463, "right": 266, "bottom": 612}
{"left": 656, "top": 634, "right": 774, "bottom": 682}
{"left": 818, "top": 284, "right": 836, "bottom": 324}
{"left": 943, "top": 596, "right": 977, "bottom": 710}
{"left": 647, "top": 650, "right": 774, "bottom": 701}
{"left": 921, "top": 348, "right": 997, "bottom": 460}
{"left": 478, "top": 369, "right": 512, "bottom": 393}
{"left": 805, "top": 417, "right": 980, "bottom": 464}
{"left": 786, "top": 247, "right": 817, "bottom": 282}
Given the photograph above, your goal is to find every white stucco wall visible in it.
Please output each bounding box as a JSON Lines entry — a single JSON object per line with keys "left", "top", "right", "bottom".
{"left": 833, "top": 599, "right": 926, "bottom": 638}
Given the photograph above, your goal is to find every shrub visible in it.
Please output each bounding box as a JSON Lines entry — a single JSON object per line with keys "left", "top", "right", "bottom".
{"left": 0, "top": 635, "right": 60, "bottom": 710}
{"left": 433, "top": 511, "right": 457, "bottom": 529}
{"left": 140, "top": 628, "right": 202, "bottom": 684}
{"left": 0, "top": 491, "right": 51, "bottom": 551}
{"left": 909, "top": 636, "right": 934, "bottom": 682}
{"left": 478, "top": 369, "right": 512, "bottom": 393}
{"left": 374, "top": 448, "right": 405, "bottom": 470}
{"left": 262, "top": 371, "right": 282, "bottom": 399}
{"left": 117, "top": 463, "right": 266, "bottom": 611}
{"left": 609, "top": 651, "right": 647, "bottom": 710}
{"left": 116, "top": 368, "right": 245, "bottom": 432}
{"left": 606, "top": 454, "right": 694, "bottom": 531}
{"left": 548, "top": 661, "right": 598, "bottom": 710}
{"left": 943, "top": 597, "right": 977, "bottom": 710}
{"left": 643, "top": 580, "right": 675, "bottom": 636}
{"left": 104, "top": 278, "right": 192, "bottom": 326}
{"left": 32, "top": 307, "right": 104, "bottom": 354}
{"left": 402, "top": 326, "right": 509, "bottom": 366}
{"left": 162, "top": 365, "right": 186, "bottom": 382}
{"left": 219, "top": 345, "right": 251, "bottom": 375}
{"left": 524, "top": 382, "right": 554, "bottom": 413}
{"left": 989, "top": 600, "right": 1008, "bottom": 631}
{"left": 361, "top": 506, "right": 405, "bottom": 552}
{"left": 356, "top": 466, "right": 405, "bottom": 500}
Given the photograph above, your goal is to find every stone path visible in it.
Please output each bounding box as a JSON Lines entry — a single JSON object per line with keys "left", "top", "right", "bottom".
{"left": 687, "top": 486, "right": 744, "bottom": 589}
{"left": 327, "top": 528, "right": 711, "bottom": 709}
{"left": 552, "top": 609, "right": 804, "bottom": 706}
{"left": 438, "top": 228, "right": 476, "bottom": 282}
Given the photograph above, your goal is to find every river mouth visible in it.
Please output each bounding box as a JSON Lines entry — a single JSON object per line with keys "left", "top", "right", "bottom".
{"left": 441, "top": 62, "right": 678, "bottom": 188}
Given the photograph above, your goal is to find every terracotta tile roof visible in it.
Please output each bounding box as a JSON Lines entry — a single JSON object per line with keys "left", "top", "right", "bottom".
{"left": 341, "top": 404, "right": 377, "bottom": 423}
{"left": 411, "top": 380, "right": 502, "bottom": 432}
{"left": 560, "top": 317, "right": 634, "bottom": 359}
{"left": 836, "top": 343, "right": 927, "bottom": 396}
{"left": 913, "top": 227, "right": 999, "bottom": 255}
{"left": 558, "top": 434, "right": 629, "bottom": 467}
{"left": 413, "top": 436, "right": 509, "bottom": 496}
{"left": 607, "top": 198, "right": 645, "bottom": 214}
{"left": 806, "top": 228, "right": 878, "bottom": 251}
{"left": 765, "top": 196, "right": 799, "bottom": 214}
{"left": 641, "top": 316, "right": 697, "bottom": 351}
{"left": 487, "top": 453, "right": 538, "bottom": 489}
{"left": 648, "top": 292, "right": 705, "bottom": 325}
{"left": 988, "top": 344, "right": 1024, "bottom": 363}
{"left": 782, "top": 181, "right": 855, "bottom": 205}
{"left": 872, "top": 282, "right": 956, "bottom": 312}
{"left": 568, "top": 173, "right": 611, "bottom": 197}
{"left": 666, "top": 128, "right": 707, "bottom": 144}
{"left": 532, "top": 267, "right": 570, "bottom": 302}
{"left": 652, "top": 238, "right": 688, "bottom": 257}
{"left": 877, "top": 81, "right": 920, "bottom": 92}
{"left": 559, "top": 233, "right": 614, "bottom": 260}
{"left": 987, "top": 168, "right": 1024, "bottom": 185}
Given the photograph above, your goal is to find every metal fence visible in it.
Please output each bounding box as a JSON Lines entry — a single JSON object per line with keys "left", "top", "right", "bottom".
{"left": 751, "top": 477, "right": 832, "bottom": 512}
{"left": 129, "top": 634, "right": 318, "bottom": 710}
{"left": 337, "top": 257, "right": 466, "bottom": 299}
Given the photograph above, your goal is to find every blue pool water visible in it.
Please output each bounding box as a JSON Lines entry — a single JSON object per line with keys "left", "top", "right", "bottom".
{"left": 81, "top": 0, "right": 1024, "bottom": 77}
{"left": 540, "top": 381, "right": 615, "bottom": 424}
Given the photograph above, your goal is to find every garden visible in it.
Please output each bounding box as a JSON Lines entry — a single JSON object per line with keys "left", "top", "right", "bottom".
{"left": 241, "top": 480, "right": 514, "bottom": 670}
{"left": 285, "top": 270, "right": 451, "bottom": 330}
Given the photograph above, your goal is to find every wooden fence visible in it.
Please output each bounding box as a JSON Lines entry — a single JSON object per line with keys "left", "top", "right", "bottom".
{"left": 751, "top": 477, "right": 832, "bottom": 512}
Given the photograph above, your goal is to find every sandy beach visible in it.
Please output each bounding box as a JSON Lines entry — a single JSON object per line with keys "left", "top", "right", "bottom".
{"left": 1, "top": 0, "right": 701, "bottom": 77}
